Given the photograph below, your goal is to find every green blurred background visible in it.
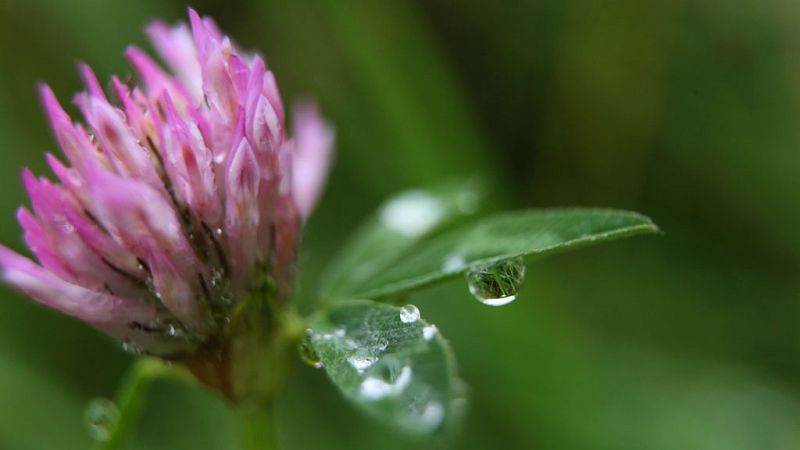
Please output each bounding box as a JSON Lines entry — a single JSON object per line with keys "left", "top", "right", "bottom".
{"left": 2, "top": 0, "right": 800, "bottom": 448}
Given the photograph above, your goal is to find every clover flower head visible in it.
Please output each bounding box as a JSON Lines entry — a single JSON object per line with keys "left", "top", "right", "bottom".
{"left": 0, "top": 8, "right": 334, "bottom": 358}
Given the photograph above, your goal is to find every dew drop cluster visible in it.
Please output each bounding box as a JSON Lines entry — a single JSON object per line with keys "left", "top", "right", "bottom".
{"left": 300, "top": 303, "right": 450, "bottom": 431}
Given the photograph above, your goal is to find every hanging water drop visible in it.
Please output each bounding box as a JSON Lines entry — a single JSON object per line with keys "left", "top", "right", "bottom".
{"left": 399, "top": 304, "right": 420, "bottom": 323}
{"left": 298, "top": 332, "right": 323, "bottom": 369}
{"left": 466, "top": 257, "right": 526, "bottom": 306}
{"left": 84, "top": 398, "right": 119, "bottom": 442}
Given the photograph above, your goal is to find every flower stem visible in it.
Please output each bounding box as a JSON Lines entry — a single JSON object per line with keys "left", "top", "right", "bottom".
{"left": 239, "top": 402, "right": 279, "bottom": 450}
{"left": 93, "top": 357, "right": 192, "bottom": 450}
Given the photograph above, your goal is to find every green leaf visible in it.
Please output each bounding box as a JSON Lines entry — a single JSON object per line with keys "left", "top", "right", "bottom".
{"left": 336, "top": 208, "right": 658, "bottom": 299}
{"left": 320, "top": 180, "right": 484, "bottom": 298}
{"left": 305, "top": 301, "right": 464, "bottom": 436}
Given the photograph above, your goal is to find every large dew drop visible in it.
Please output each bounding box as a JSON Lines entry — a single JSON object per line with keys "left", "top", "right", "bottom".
{"left": 466, "top": 257, "right": 526, "bottom": 306}
{"left": 84, "top": 398, "right": 119, "bottom": 442}
{"left": 399, "top": 304, "right": 420, "bottom": 323}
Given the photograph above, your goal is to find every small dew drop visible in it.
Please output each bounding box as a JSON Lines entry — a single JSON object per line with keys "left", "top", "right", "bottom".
{"left": 375, "top": 337, "right": 389, "bottom": 352}
{"left": 298, "top": 333, "right": 323, "bottom": 369}
{"left": 121, "top": 340, "right": 143, "bottom": 355}
{"left": 359, "top": 366, "right": 413, "bottom": 400}
{"left": 214, "top": 227, "right": 223, "bottom": 236}
{"left": 347, "top": 352, "right": 378, "bottom": 373}
{"left": 422, "top": 324, "right": 438, "bottom": 341}
{"left": 84, "top": 398, "right": 118, "bottom": 442}
{"left": 399, "top": 304, "right": 420, "bottom": 324}
{"left": 466, "top": 257, "right": 526, "bottom": 306}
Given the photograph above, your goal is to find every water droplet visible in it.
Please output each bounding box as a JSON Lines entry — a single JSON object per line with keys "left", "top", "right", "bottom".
{"left": 121, "top": 340, "right": 143, "bottom": 355}
{"left": 419, "top": 401, "right": 445, "bottom": 430}
{"left": 209, "top": 268, "right": 224, "bottom": 287}
{"left": 422, "top": 324, "right": 438, "bottom": 341}
{"left": 347, "top": 351, "right": 378, "bottom": 373}
{"left": 84, "top": 398, "right": 118, "bottom": 442}
{"left": 214, "top": 227, "right": 223, "bottom": 236}
{"left": 380, "top": 190, "right": 445, "bottom": 237}
{"left": 399, "top": 304, "right": 420, "bottom": 323}
{"left": 375, "top": 337, "right": 389, "bottom": 352}
{"left": 360, "top": 366, "right": 413, "bottom": 400}
{"left": 61, "top": 222, "right": 76, "bottom": 233}
{"left": 466, "top": 257, "right": 526, "bottom": 306}
{"left": 298, "top": 333, "right": 323, "bottom": 369}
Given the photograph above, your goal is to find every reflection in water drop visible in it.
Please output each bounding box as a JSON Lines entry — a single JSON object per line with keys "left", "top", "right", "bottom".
{"left": 85, "top": 398, "right": 119, "bottom": 442}
{"left": 299, "top": 331, "right": 323, "bottom": 368}
{"left": 422, "top": 324, "right": 439, "bottom": 341}
{"left": 380, "top": 190, "right": 445, "bottom": 237}
{"left": 399, "top": 304, "right": 420, "bottom": 323}
{"left": 466, "top": 257, "right": 526, "bottom": 306}
{"left": 360, "top": 366, "right": 413, "bottom": 400}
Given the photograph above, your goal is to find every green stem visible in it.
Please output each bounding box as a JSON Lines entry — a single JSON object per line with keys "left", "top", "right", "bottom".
{"left": 239, "top": 402, "right": 279, "bottom": 450}
{"left": 93, "top": 357, "right": 191, "bottom": 450}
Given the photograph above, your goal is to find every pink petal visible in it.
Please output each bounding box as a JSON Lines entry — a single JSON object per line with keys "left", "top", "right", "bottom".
{"left": 225, "top": 133, "right": 261, "bottom": 287}
{"left": 146, "top": 21, "right": 202, "bottom": 101}
{"left": 0, "top": 245, "right": 157, "bottom": 326}
{"left": 291, "top": 102, "right": 334, "bottom": 219}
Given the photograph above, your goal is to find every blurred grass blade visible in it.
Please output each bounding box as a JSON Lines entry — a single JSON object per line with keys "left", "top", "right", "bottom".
{"left": 305, "top": 300, "right": 463, "bottom": 436}
{"left": 320, "top": 180, "right": 484, "bottom": 298}
{"left": 340, "top": 208, "right": 658, "bottom": 299}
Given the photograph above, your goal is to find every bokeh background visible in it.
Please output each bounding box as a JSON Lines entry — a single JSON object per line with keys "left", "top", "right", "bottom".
{"left": 2, "top": 0, "right": 800, "bottom": 448}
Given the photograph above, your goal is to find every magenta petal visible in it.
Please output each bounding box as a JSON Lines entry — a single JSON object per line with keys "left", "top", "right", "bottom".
{"left": 225, "top": 136, "right": 261, "bottom": 286}
{"left": 3, "top": 9, "right": 336, "bottom": 356}
{"left": 0, "top": 245, "right": 157, "bottom": 326}
{"left": 78, "top": 63, "right": 108, "bottom": 101}
{"left": 149, "top": 253, "right": 207, "bottom": 331}
{"left": 292, "top": 102, "right": 335, "bottom": 219}
{"left": 146, "top": 20, "right": 202, "bottom": 101}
